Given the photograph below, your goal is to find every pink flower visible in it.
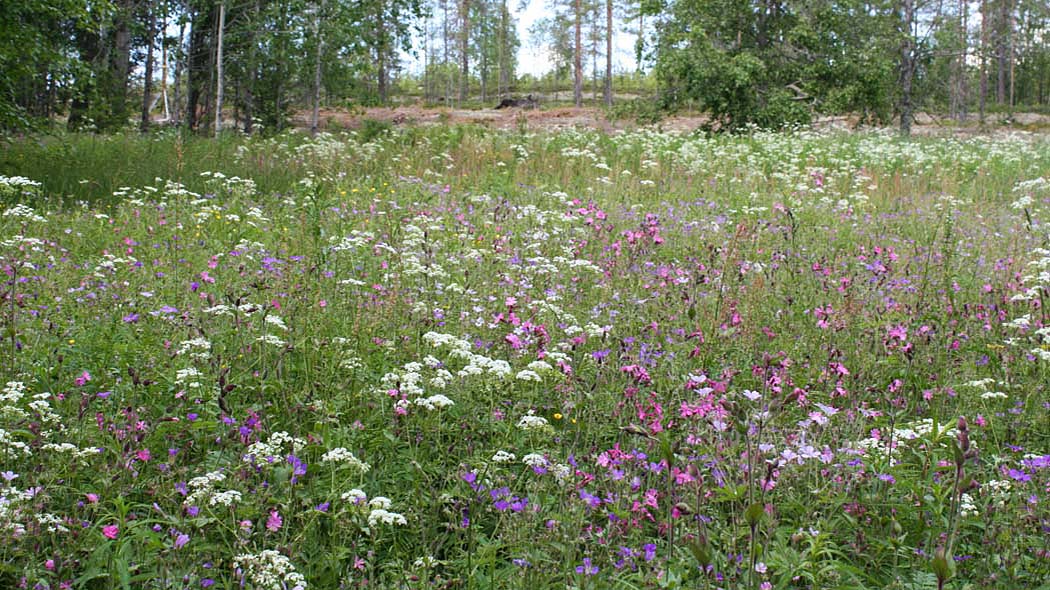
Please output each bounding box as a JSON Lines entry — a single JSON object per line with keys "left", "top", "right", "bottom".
{"left": 74, "top": 371, "right": 91, "bottom": 387}
{"left": 102, "top": 524, "right": 119, "bottom": 539}
{"left": 136, "top": 449, "right": 151, "bottom": 462}
{"left": 85, "top": 493, "right": 99, "bottom": 504}
{"left": 266, "top": 510, "right": 282, "bottom": 532}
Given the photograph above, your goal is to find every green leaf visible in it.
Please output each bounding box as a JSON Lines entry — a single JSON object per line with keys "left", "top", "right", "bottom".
{"left": 744, "top": 502, "right": 764, "bottom": 528}
{"left": 687, "top": 537, "right": 712, "bottom": 568}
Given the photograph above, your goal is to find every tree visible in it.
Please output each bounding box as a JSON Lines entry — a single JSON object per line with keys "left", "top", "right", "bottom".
{"left": 573, "top": 0, "right": 582, "bottom": 105}
{"left": 649, "top": 0, "right": 897, "bottom": 131}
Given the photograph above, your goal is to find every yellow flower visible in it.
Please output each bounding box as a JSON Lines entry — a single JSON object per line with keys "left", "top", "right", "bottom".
{"left": 553, "top": 413, "right": 563, "bottom": 420}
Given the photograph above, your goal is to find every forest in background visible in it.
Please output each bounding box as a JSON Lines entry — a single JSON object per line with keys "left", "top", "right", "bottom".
{"left": 2, "top": 0, "right": 1048, "bottom": 134}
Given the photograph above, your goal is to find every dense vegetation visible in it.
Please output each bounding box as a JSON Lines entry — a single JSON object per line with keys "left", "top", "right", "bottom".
{"left": 2, "top": 0, "right": 1049, "bottom": 133}
{"left": 2, "top": 126, "right": 1050, "bottom": 588}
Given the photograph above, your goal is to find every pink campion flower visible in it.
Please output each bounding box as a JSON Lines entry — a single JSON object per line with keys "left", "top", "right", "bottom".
{"left": 74, "top": 371, "right": 91, "bottom": 387}
{"left": 136, "top": 449, "right": 151, "bottom": 462}
{"left": 266, "top": 510, "right": 282, "bottom": 532}
{"left": 102, "top": 525, "right": 119, "bottom": 539}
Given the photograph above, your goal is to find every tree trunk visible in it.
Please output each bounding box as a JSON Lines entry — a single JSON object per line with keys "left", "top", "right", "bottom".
{"left": 243, "top": 0, "right": 260, "bottom": 133}
{"left": 979, "top": 0, "right": 988, "bottom": 123}
{"left": 604, "top": 0, "right": 613, "bottom": 106}
{"left": 311, "top": 0, "right": 325, "bottom": 134}
{"left": 997, "top": 0, "right": 1008, "bottom": 103}
{"left": 378, "top": 6, "right": 389, "bottom": 104}
{"left": 215, "top": 0, "right": 225, "bottom": 135}
{"left": 480, "top": 0, "right": 487, "bottom": 103}
{"left": 460, "top": 0, "right": 470, "bottom": 103}
{"left": 498, "top": 0, "right": 508, "bottom": 99}
{"left": 107, "top": 0, "right": 134, "bottom": 128}
{"left": 173, "top": 16, "right": 185, "bottom": 126}
{"left": 574, "top": 0, "right": 583, "bottom": 106}
{"left": 187, "top": 5, "right": 215, "bottom": 132}
{"left": 899, "top": 0, "right": 916, "bottom": 136}
{"left": 141, "top": 6, "right": 155, "bottom": 132}
{"left": 443, "top": 0, "right": 451, "bottom": 102}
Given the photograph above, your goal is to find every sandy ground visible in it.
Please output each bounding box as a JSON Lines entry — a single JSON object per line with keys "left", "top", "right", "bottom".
{"left": 292, "top": 103, "right": 1050, "bottom": 136}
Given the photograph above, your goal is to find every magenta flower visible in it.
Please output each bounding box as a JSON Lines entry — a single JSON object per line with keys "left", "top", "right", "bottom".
{"left": 102, "top": 524, "right": 119, "bottom": 539}
{"left": 266, "top": 509, "right": 282, "bottom": 532}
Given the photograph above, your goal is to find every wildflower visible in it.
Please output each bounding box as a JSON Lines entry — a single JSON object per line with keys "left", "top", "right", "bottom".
{"left": 367, "top": 508, "right": 408, "bottom": 526}
{"left": 266, "top": 510, "right": 283, "bottom": 532}
{"left": 234, "top": 550, "right": 307, "bottom": 590}
{"left": 575, "top": 557, "right": 599, "bottom": 576}
{"left": 491, "top": 450, "right": 516, "bottom": 463}
{"left": 174, "top": 533, "right": 190, "bottom": 549}
{"left": 320, "top": 447, "right": 371, "bottom": 472}
{"left": 102, "top": 525, "right": 119, "bottom": 539}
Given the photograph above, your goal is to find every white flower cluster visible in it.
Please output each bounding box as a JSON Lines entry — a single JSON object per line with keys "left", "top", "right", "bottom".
{"left": 959, "top": 492, "right": 979, "bottom": 517}
{"left": 340, "top": 489, "right": 408, "bottom": 526}
{"left": 256, "top": 334, "right": 287, "bottom": 347}
{"left": 0, "top": 480, "right": 33, "bottom": 537}
{"left": 184, "top": 470, "right": 229, "bottom": 507}
{"left": 176, "top": 337, "right": 212, "bottom": 361}
{"left": 200, "top": 171, "right": 257, "bottom": 199}
{"left": 234, "top": 550, "right": 307, "bottom": 590}
{"left": 853, "top": 418, "right": 962, "bottom": 463}
{"left": 264, "top": 315, "right": 288, "bottom": 331}
{"left": 320, "top": 447, "right": 371, "bottom": 472}
{"left": 175, "top": 367, "right": 203, "bottom": 390}
{"left": 1, "top": 381, "right": 26, "bottom": 404}
{"left": 210, "top": 490, "right": 243, "bottom": 507}
{"left": 243, "top": 431, "right": 306, "bottom": 465}
{"left": 517, "top": 411, "right": 551, "bottom": 432}
{"left": 2, "top": 204, "right": 46, "bottom": 223}
{"left": 39, "top": 442, "right": 100, "bottom": 460}
{"left": 413, "top": 394, "right": 455, "bottom": 411}
{"left": 491, "top": 450, "right": 516, "bottom": 463}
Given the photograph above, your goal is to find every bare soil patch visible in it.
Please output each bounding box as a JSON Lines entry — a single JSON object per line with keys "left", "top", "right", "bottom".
{"left": 295, "top": 104, "right": 1050, "bottom": 136}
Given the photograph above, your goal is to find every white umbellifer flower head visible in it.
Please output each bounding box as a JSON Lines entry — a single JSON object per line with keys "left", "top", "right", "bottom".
{"left": 522, "top": 453, "right": 548, "bottom": 467}
{"left": 234, "top": 550, "right": 307, "bottom": 590}
{"left": 368, "top": 496, "right": 392, "bottom": 510}
{"left": 515, "top": 370, "right": 542, "bottom": 382}
{"left": 517, "top": 411, "right": 550, "bottom": 431}
{"left": 341, "top": 488, "right": 367, "bottom": 505}
{"left": 491, "top": 450, "right": 516, "bottom": 463}
{"left": 320, "top": 448, "right": 371, "bottom": 472}
{"left": 368, "top": 508, "right": 408, "bottom": 527}
{"left": 209, "top": 490, "right": 242, "bottom": 507}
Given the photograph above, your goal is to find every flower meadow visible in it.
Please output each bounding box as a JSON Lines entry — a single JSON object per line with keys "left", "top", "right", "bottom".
{"left": 2, "top": 126, "right": 1050, "bottom": 590}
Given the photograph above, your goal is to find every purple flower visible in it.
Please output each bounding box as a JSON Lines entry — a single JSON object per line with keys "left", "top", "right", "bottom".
{"left": 575, "top": 558, "right": 599, "bottom": 576}
{"left": 287, "top": 454, "right": 307, "bottom": 483}
{"left": 878, "top": 473, "right": 896, "bottom": 484}
{"left": 174, "top": 533, "right": 190, "bottom": 549}
{"left": 579, "top": 489, "right": 602, "bottom": 508}
{"left": 200, "top": 579, "right": 215, "bottom": 588}
{"left": 122, "top": 313, "right": 139, "bottom": 323}
{"left": 643, "top": 543, "right": 657, "bottom": 562}
{"left": 1008, "top": 468, "right": 1032, "bottom": 482}
{"left": 315, "top": 502, "right": 331, "bottom": 512}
